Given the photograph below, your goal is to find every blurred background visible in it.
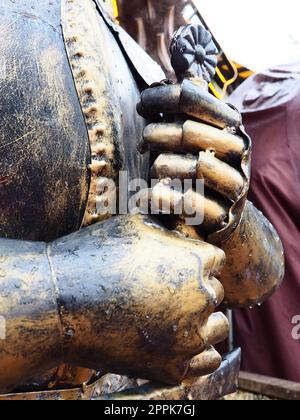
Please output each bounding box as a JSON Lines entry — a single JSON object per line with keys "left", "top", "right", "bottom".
{"left": 194, "top": 0, "right": 300, "bottom": 71}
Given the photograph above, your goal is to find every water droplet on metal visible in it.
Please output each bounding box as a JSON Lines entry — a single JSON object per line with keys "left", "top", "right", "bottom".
{"left": 65, "top": 328, "right": 75, "bottom": 338}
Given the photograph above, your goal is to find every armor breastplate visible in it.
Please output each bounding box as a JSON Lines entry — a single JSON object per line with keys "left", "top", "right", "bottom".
{"left": 0, "top": 0, "right": 163, "bottom": 242}
{"left": 0, "top": 0, "right": 90, "bottom": 242}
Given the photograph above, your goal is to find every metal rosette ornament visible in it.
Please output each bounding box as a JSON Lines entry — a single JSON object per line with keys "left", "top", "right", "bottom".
{"left": 170, "top": 24, "right": 218, "bottom": 83}
{"left": 138, "top": 24, "right": 251, "bottom": 244}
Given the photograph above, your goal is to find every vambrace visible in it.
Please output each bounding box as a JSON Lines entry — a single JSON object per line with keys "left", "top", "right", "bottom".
{"left": 217, "top": 201, "right": 285, "bottom": 308}
{"left": 0, "top": 215, "right": 230, "bottom": 393}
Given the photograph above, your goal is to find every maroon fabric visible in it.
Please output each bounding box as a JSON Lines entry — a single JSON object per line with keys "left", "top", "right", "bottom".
{"left": 229, "top": 64, "right": 300, "bottom": 382}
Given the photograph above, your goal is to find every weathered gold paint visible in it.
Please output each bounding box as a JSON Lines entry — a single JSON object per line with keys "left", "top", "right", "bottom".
{"left": 52, "top": 215, "right": 227, "bottom": 384}
{"left": 143, "top": 120, "right": 245, "bottom": 162}
{"left": 0, "top": 242, "right": 62, "bottom": 394}
{"left": 186, "top": 347, "right": 222, "bottom": 379}
{"left": 151, "top": 181, "right": 229, "bottom": 233}
{"left": 153, "top": 154, "right": 198, "bottom": 181}
{"left": 62, "top": 0, "right": 117, "bottom": 227}
{"left": 138, "top": 79, "right": 241, "bottom": 130}
{"left": 0, "top": 349, "right": 241, "bottom": 400}
{"left": 0, "top": 0, "right": 285, "bottom": 400}
{"left": 196, "top": 152, "right": 244, "bottom": 201}
{"left": 184, "top": 120, "right": 245, "bottom": 162}
{"left": 0, "top": 215, "right": 229, "bottom": 393}
{"left": 218, "top": 201, "right": 285, "bottom": 307}
{"left": 97, "top": 349, "right": 241, "bottom": 400}
{"left": 138, "top": 77, "right": 251, "bottom": 245}
{"left": 153, "top": 152, "right": 245, "bottom": 202}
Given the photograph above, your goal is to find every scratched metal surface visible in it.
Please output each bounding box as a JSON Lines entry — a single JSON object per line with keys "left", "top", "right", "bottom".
{"left": 0, "top": 0, "right": 91, "bottom": 242}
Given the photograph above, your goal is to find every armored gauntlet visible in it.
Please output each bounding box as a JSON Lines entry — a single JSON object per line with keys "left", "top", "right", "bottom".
{"left": 137, "top": 25, "right": 250, "bottom": 243}
{"left": 0, "top": 215, "right": 229, "bottom": 393}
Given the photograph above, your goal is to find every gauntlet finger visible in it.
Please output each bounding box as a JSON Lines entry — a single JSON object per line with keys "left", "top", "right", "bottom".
{"left": 180, "top": 80, "right": 241, "bottom": 129}
{"left": 137, "top": 84, "right": 181, "bottom": 118}
{"left": 143, "top": 120, "right": 245, "bottom": 162}
{"left": 153, "top": 154, "right": 198, "bottom": 180}
{"left": 153, "top": 153, "right": 244, "bottom": 201}
{"left": 143, "top": 122, "right": 183, "bottom": 154}
{"left": 197, "top": 152, "right": 245, "bottom": 201}
{"left": 206, "top": 312, "right": 230, "bottom": 347}
{"left": 184, "top": 313, "right": 228, "bottom": 381}
{"left": 183, "top": 120, "right": 245, "bottom": 162}
{"left": 151, "top": 181, "right": 229, "bottom": 233}
{"left": 185, "top": 347, "right": 222, "bottom": 379}
{"left": 137, "top": 80, "right": 241, "bottom": 129}
{"left": 208, "top": 277, "right": 225, "bottom": 307}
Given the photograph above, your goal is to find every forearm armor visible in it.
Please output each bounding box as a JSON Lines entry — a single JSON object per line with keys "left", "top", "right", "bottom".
{"left": 217, "top": 201, "right": 285, "bottom": 307}
{"left": 0, "top": 215, "right": 229, "bottom": 393}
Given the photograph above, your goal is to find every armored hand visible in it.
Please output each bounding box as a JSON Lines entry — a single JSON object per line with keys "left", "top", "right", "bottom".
{"left": 0, "top": 215, "right": 229, "bottom": 393}
{"left": 137, "top": 24, "right": 283, "bottom": 308}
{"left": 137, "top": 25, "right": 250, "bottom": 243}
